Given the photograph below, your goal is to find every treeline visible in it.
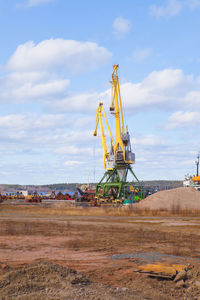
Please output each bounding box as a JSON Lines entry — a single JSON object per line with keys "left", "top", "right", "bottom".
{"left": 141, "top": 180, "right": 182, "bottom": 189}
{"left": 0, "top": 180, "right": 182, "bottom": 193}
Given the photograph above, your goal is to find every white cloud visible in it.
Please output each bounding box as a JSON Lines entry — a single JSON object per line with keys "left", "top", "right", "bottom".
{"left": 73, "top": 116, "right": 94, "bottom": 128}
{"left": 0, "top": 113, "right": 70, "bottom": 130}
{"left": 26, "top": 0, "right": 53, "bottom": 7}
{"left": 55, "top": 145, "right": 100, "bottom": 156}
{"left": 53, "top": 130, "right": 93, "bottom": 144}
{"left": 186, "top": 0, "right": 200, "bottom": 10}
{"left": 150, "top": 0, "right": 200, "bottom": 18}
{"left": 8, "top": 39, "right": 112, "bottom": 73}
{"left": 50, "top": 68, "right": 194, "bottom": 113}
{"left": 132, "top": 135, "right": 164, "bottom": 146}
{"left": 165, "top": 111, "right": 200, "bottom": 129}
{"left": 0, "top": 113, "right": 98, "bottom": 177}
{"left": 118, "top": 69, "right": 194, "bottom": 111}
{"left": 150, "top": 0, "right": 182, "bottom": 18}
{"left": 131, "top": 48, "right": 151, "bottom": 61}
{"left": 0, "top": 114, "right": 98, "bottom": 166}
{"left": 112, "top": 17, "right": 131, "bottom": 38}
{"left": 0, "top": 38, "right": 111, "bottom": 103}
{"left": 13, "top": 79, "right": 69, "bottom": 100}
{"left": 56, "top": 146, "right": 80, "bottom": 155}
{"left": 9, "top": 71, "right": 47, "bottom": 83}
{"left": 47, "top": 90, "right": 109, "bottom": 113}
{"left": 0, "top": 72, "right": 70, "bottom": 102}
{"left": 64, "top": 160, "right": 85, "bottom": 167}
{"left": 132, "top": 137, "right": 200, "bottom": 180}
{"left": 184, "top": 90, "right": 200, "bottom": 107}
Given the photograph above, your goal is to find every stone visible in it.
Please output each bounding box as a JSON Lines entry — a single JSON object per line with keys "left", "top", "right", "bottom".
{"left": 187, "top": 286, "right": 192, "bottom": 292}
{"left": 194, "top": 280, "right": 200, "bottom": 289}
{"left": 1, "top": 264, "right": 7, "bottom": 269}
{"left": 186, "top": 270, "right": 193, "bottom": 280}
{"left": 174, "top": 270, "right": 187, "bottom": 282}
{"left": 121, "top": 287, "right": 128, "bottom": 292}
{"left": 175, "top": 280, "right": 185, "bottom": 288}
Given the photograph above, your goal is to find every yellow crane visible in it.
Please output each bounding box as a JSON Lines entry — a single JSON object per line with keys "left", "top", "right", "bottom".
{"left": 93, "top": 65, "right": 142, "bottom": 205}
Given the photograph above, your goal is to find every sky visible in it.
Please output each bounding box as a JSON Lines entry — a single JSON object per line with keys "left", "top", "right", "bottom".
{"left": 0, "top": 0, "right": 200, "bottom": 184}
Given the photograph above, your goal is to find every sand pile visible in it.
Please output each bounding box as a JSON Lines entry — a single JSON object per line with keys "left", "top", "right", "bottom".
{"left": 137, "top": 187, "right": 200, "bottom": 210}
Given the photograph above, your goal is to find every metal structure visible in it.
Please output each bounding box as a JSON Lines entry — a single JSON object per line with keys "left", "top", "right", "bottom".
{"left": 183, "top": 153, "right": 200, "bottom": 190}
{"left": 193, "top": 153, "right": 200, "bottom": 180}
{"left": 93, "top": 65, "right": 143, "bottom": 204}
{"left": 93, "top": 102, "right": 114, "bottom": 170}
{"left": 192, "top": 153, "right": 200, "bottom": 189}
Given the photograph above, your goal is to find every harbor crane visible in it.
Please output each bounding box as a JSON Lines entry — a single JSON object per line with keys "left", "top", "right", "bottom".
{"left": 93, "top": 65, "right": 143, "bottom": 205}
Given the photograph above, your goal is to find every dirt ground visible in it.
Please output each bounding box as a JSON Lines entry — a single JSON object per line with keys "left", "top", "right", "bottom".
{"left": 0, "top": 205, "right": 200, "bottom": 299}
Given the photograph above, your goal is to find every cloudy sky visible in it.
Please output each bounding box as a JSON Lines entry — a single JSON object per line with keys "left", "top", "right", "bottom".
{"left": 0, "top": 0, "right": 200, "bottom": 184}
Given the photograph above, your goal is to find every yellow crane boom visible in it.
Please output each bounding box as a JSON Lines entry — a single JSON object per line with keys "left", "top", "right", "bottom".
{"left": 93, "top": 102, "right": 114, "bottom": 170}
{"left": 110, "top": 64, "right": 126, "bottom": 164}
{"left": 110, "top": 64, "right": 135, "bottom": 165}
{"left": 110, "top": 64, "right": 125, "bottom": 133}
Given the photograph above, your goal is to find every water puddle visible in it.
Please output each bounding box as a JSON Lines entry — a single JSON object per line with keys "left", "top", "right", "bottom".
{"left": 110, "top": 252, "right": 200, "bottom": 263}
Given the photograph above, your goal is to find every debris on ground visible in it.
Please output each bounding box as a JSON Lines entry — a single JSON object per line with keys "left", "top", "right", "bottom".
{"left": 136, "top": 262, "right": 187, "bottom": 279}
{"left": 134, "top": 263, "right": 200, "bottom": 299}
{"left": 173, "top": 264, "right": 200, "bottom": 299}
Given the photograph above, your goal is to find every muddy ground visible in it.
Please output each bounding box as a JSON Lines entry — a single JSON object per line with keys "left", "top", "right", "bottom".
{"left": 0, "top": 206, "right": 200, "bottom": 299}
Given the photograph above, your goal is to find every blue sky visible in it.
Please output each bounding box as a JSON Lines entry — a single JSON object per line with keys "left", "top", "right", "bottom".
{"left": 0, "top": 0, "right": 200, "bottom": 184}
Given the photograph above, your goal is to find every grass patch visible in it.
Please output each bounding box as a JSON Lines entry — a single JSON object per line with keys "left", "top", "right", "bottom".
{"left": 1, "top": 203, "right": 200, "bottom": 217}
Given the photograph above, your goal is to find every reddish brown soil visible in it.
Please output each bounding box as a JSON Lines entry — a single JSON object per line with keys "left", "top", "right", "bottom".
{"left": 0, "top": 208, "right": 200, "bottom": 299}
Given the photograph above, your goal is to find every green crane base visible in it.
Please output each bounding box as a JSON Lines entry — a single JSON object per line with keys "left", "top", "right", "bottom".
{"left": 95, "top": 164, "right": 143, "bottom": 205}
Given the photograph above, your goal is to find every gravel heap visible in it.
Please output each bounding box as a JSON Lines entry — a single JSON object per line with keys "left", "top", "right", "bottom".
{"left": 137, "top": 187, "right": 200, "bottom": 210}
